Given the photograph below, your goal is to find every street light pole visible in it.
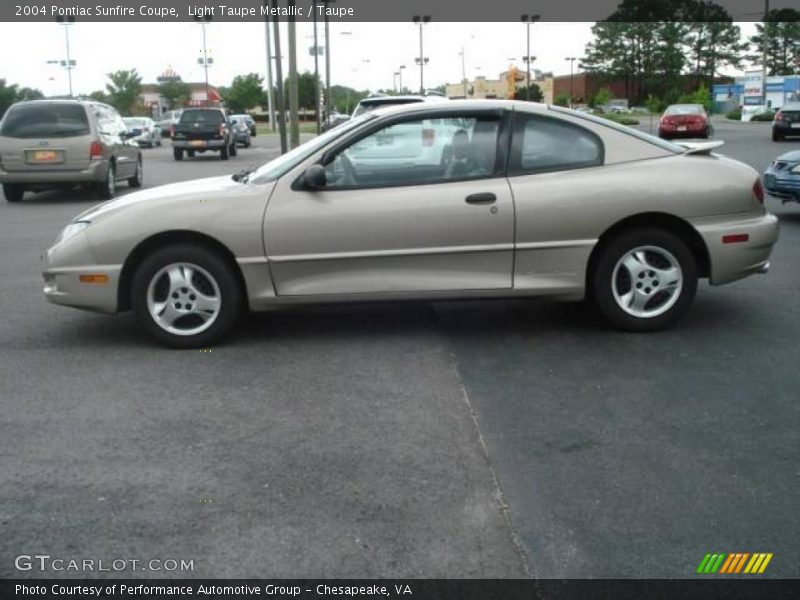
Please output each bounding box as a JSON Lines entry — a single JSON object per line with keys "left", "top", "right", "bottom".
{"left": 323, "top": 0, "right": 334, "bottom": 129}
{"left": 566, "top": 56, "right": 576, "bottom": 108}
{"left": 399, "top": 65, "right": 405, "bottom": 94}
{"left": 263, "top": 5, "right": 276, "bottom": 131}
{"left": 270, "top": 0, "right": 287, "bottom": 153}
{"left": 412, "top": 15, "right": 430, "bottom": 94}
{"left": 287, "top": 1, "right": 299, "bottom": 149}
{"left": 520, "top": 14, "right": 540, "bottom": 101}
{"left": 312, "top": 0, "right": 320, "bottom": 134}
{"left": 55, "top": 16, "right": 75, "bottom": 97}
{"left": 460, "top": 47, "right": 467, "bottom": 97}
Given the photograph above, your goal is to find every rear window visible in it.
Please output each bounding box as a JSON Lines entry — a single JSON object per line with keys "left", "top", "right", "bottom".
{"left": 0, "top": 103, "right": 90, "bottom": 138}
{"left": 353, "top": 99, "right": 423, "bottom": 117}
{"left": 665, "top": 105, "right": 704, "bottom": 116}
{"left": 179, "top": 110, "right": 224, "bottom": 124}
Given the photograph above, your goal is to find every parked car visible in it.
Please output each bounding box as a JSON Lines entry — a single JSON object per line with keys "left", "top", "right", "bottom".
{"left": 42, "top": 100, "right": 777, "bottom": 347}
{"left": 658, "top": 104, "right": 711, "bottom": 139}
{"left": 229, "top": 117, "right": 252, "bottom": 148}
{"left": 123, "top": 117, "right": 161, "bottom": 148}
{"left": 763, "top": 149, "right": 800, "bottom": 202}
{"left": 0, "top": 99, "right": 142, "bottom": 203}
{"left": 230, "top": 114, "right": 256, "bottom": 137}
{"left": 156, "top": 110, "right": 183, "bottom": 137}
{"left": 352, "top": 93, "right": 449, "bottom": 117}
{"left": 772, "top": 102, "right": 800, "bottom": 141}
{"left": 321, "top": 112, "right": 351, "bottom": 132}
{"left": 171, "top": 108, "right": 237, "bottom": 161}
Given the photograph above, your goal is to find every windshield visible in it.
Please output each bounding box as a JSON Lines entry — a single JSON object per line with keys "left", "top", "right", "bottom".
{"left": 123, "top": 118, "right": 147, "bottom": 127}
{"left": 249, "top": 113, "right": 376, "bottom": 183}
{"left": 352, "top": 98, "right": 422, "bottom": 117}
{"left": 1, "top": 103, "right": 90, "bottom": 138}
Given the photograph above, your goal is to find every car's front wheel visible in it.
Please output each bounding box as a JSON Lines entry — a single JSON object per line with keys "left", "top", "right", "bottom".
{"left": 592, "top": 228, "right": 697, "bottom": 332}
{"left": 131, "top": 244, "right": 242, "bottom": 348}
{"left": 3, "top": 183, "right": 24, "bottom": 203}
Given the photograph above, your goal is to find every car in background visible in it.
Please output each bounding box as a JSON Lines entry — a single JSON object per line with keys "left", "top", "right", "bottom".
{"left": 352, "top": 93, "right": 449, "bottom": 117}
{"left": 763, "top": 149, "right": 800, "bottom": 202}
{"left": 123, "top": 117, "right": 161, "bottom": 148}
{"left": 229, "top": 117, "right": 252, "bottom": 148}
{"left": 171, "top": 108, "right": 237, "bottom": 161}
{"left": 230, "top": 114, "right": 256, "bottom": 137}
{"left": 42, "top": 100, "right": 777, "bottom": 347}
{"left": 0, "top": 99, "right": 142, "bottom": 202}
{"left": 772, "top": 102, "right": 800, "bottom": 141}
{"left": 156, "top": 110, "right": 183, "bottom": 137}
{"left": 658, "top": 104, "right": 711, "bottom": 139}
{"left": 322, "top": 112, "right": 351, "bottom": 132}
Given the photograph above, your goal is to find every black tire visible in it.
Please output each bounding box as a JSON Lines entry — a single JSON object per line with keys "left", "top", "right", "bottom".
{"left": 131, "top": 244, "right": 243, "bottom": 348}
{"left": 173, "top": 148, "right": 184, "bottom": 161}
{"left": 187, "top": 150, "right": 196, "bottom": 158}
{"left": 772, "top": 130, "right": 782, "bottom": 142}
{"left": 229, "top": 141, "right": 237, "bottom": 157}
{"left": 220, "top": 143, "right": 229, "bottom": 160}
{"left": 244, "top": 139, "right": 251, "bottom": 148}
{"left": 128, "top": 157, "right": 143, "bottom": 188}
{"left": 3, "top": 184, "right": 24, "bottom": 203}
{"left": 96, "top": 162, "right": 116, "bottom": 200}
{"left": 591, "top": 228, "right": 697, "bottom": 332}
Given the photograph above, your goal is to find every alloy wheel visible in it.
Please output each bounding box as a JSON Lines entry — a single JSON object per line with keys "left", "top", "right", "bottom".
{"left": 611, "top": 245, "right": 683, "bottom": 319}
{"left": 146, "top": 262, "right": 221, "bottom": 336}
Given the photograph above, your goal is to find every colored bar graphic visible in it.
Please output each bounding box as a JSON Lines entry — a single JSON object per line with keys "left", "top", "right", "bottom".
{"left": 701, "top": 552, "right": 773, "bottom": 575}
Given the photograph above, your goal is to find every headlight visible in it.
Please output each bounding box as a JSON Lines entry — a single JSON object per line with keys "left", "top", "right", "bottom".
{"left": 55, "top": 221, "right": 91, "bottom": 245}
{"left": 791, "top": 165, "right": 800, "bottom": 174}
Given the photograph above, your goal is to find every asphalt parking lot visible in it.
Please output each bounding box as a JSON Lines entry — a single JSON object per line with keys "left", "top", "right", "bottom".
{"left": 1, "top": 118, "right": 798, "bottom": 579}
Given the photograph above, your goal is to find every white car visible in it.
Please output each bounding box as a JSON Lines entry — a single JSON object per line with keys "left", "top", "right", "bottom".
{"left": 122, "top": 117, "right": 161, "bottom": 148}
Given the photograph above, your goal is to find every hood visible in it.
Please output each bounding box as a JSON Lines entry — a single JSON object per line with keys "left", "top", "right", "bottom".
{"left": 74, "top": 175, "right": 243, "bottom": 222}
{"left": 776, "top": 150, "right": 800, "bottom": 163}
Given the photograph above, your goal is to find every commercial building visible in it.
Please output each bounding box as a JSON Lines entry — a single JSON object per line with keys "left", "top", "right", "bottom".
{"left": 712, "top": 74, "right": 800, "bottom": 114}
{"left": 137, "top": 68, "right": 223, "bottom": 118}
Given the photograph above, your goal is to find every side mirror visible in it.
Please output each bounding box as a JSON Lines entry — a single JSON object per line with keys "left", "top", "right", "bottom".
{"left": 304, "top": 164, "right": 327, "bottom": 189}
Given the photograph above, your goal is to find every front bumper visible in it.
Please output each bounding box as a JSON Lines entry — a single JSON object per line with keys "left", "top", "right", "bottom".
{"left": 42, "top": 231, "right": 120, "bottom": 314}
{"left": 763, "top": 170, "right": 800, "bottom": 202}
{"left": 0, "top": 160, "right": 108, "bottom": 185}
{"left": 694, "top": 213, "right": 780, "bottom": 285}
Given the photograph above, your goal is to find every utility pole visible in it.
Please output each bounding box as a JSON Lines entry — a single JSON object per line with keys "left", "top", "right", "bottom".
{"left": 460, "top": 47, "right": 467, "bottom": 97}
{"left": 263, "top": 2, "right": 275, "bottom": 131}
{"left": 287, "top": 2, "right": 299, "bottom": 148}
{"left": 55, "top": 16, "right": 75, "bottom": 97}
{"left": 270, "top": 0, "right": 287, "bottom": 153}
{"left": 762, "top": 0, "right": 770, "bottom": 108}
{"left": 398, "top": 65, "right": 405, "bottom": 94}
{"left": 412, "top": 15, "right": 430, "bottom": 94}
{"left": 323, "top": 0, "right": 332, "bottom": 128}
{"left": 566, "top": 57, "right": 577, "bottom": 108}
{"left": 312, "top": 0, "right": 320, "bottom": 134}
{"left": 521, "top": 14, "right": 540, "bottom": 101}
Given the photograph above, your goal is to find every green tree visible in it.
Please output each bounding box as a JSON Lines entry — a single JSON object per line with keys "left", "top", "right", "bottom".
{"left": 158, "top": 79, "right": 191, "bottom": 109}
{"left": 554, "top": 92, "right": 571, "bottom": 107}
{"left": 224, "top": 73, "right": 264, "bottom": 113}
{"left": 514, "top": 84, "right": 544, "bottom": 102}
{"left": 678, "top": 82, "right": 714, "bottom": 112}
{"left": 87, "top": 90, "right": 110, "bottom": 103}
{"left": 685, "top": 2, "right": 747, "bottom": 84}
{"left": 748, "top": 9, "right": 800, "bottom": 75}
{"left": 105, "top": 69, "right": 142, "bottom": 115}
{"left": 0, "top": 79, "right": 44, "bottom": 118}
{"left": 591, "top": 87, "right": 613, "bottom": 107}
{"left": 329, "top": 85, "right": 368, "bottom": 114}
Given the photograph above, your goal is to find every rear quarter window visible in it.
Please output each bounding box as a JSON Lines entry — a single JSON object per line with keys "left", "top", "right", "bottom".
{"left": 0, "top": 104, "right": 90, "bottom": 138}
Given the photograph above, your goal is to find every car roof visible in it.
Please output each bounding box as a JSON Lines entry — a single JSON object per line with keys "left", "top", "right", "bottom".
{"left": 781, "top": 102, "right": 800, "bottom": 111}
{"left": 367, "top": 98, "right": 547, "bottom": 117}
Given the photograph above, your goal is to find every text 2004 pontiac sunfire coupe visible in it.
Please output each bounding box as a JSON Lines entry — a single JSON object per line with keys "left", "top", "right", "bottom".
{"left": 43, "top": 101, "right": 779, "bottom": 347}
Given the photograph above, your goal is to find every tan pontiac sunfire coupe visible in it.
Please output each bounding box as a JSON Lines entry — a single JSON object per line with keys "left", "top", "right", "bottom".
{"left": 42, "top": 101, "right": 778, "bottom": 347}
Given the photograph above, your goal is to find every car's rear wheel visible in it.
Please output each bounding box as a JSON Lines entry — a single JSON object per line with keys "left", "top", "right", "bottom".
{"left": 131, "top": 244, "right": 242, "bottom": 348}
{"left": 220, "top": 144, "right": 229, "bottom": 160}
{"left": 772, "top": 130, "right": 783, "bottom": 142}
{"left": 128, "top": 157, "right": 143, "bottom": 188}
{"left": 96, "top": 163, "right": 116, "bottom": 200}
{"left": 173, "top": 148, "right": 184, "bottom": 161}
{"left": 229, "top": 142, "right": 237, "bottom": 157}
{"left": 592, "top": 228, "right": 697, "bottom": 332}
{"left": 3, "top": 183, "right": 24, "bottom": 203}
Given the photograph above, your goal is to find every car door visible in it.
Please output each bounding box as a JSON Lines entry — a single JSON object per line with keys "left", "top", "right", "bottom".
{"left": 264, "top": 109, "right": 515, "bottom": 297}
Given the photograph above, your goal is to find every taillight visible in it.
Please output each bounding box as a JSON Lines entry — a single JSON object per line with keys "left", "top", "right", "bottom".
{"left": 142, "top": 127, "right": 149, "bottom": 132}
{"left": 219, "top": 123, "right": 226, "bottom": 137}
{"left": 753, "top": 178, "right": 764, "bottom": 204}
{"left": 422, "top": 128, "right": 435, "bottom": 147}
{"left": 169, "top": 124, "right": 176, "bottom": 137}
{"left": 774, "top": 111, "right": 783, "bottom": 122}
{"left": 89, "top": 141, "right": 103, "bottom": 159}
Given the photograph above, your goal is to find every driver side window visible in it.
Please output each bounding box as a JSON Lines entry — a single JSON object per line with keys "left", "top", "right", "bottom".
{"left": 323, "top": 114, "right": 501, "bottom": 189}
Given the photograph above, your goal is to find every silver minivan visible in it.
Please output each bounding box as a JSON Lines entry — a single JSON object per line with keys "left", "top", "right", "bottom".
{"left": 0, "top": 100, "right": 142, "bottom": 202}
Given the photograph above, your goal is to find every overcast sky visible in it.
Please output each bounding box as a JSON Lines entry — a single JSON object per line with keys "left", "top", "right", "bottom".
{"left": 0, "top": 21, "right": 759, "bottom": 97}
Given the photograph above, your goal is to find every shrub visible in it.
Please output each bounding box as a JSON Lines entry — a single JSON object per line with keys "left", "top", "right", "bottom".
{"left": 601, "top": 114, "right": 640, "bottom": 126}
{"left": 726, "top": 107, "right": 742, "bottom": 120}
{"left": 750, "top": 110, "right": 776, "bottom": 122}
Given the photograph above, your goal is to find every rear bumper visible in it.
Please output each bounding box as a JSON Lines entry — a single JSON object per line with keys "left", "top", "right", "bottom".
{"left": 172, "top": 139, "right": 226, "bottom": 150}
{"left": 693, "top": 213, "right": 779, "bottom": 285}
{"left": 773, "top": 123, "right": 800, "bottom": 136}
{"left": 0, "top": 160, "right": 107, "bottom": 185}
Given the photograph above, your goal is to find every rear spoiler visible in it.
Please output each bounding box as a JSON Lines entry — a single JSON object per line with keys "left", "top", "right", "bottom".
{"left": 675, "top": 140, "right": 724, "bottom": 155}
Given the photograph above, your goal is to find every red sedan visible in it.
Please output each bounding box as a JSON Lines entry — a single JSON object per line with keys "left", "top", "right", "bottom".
{"left": 658, "top": 104, "right": 711, "bottom": 140}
